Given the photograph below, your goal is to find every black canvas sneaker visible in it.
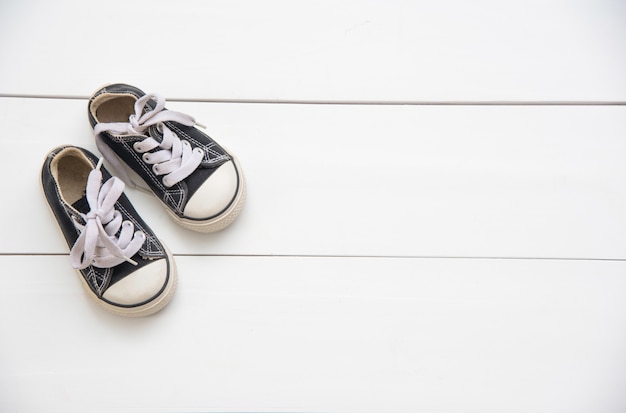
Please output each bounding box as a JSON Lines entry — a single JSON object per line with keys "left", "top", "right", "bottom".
{"left": 88, "top": 84, "right": 246, "bottom": 232}
{"left": 41, "top": 146, "right": 177, "bottom": 317}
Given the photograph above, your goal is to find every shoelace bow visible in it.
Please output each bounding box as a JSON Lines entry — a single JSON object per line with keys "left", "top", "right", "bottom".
{"left": 94, "top": 94, "right": 205, "bottom": 187}
{"left": 70, "top": 159, "right": 145, "bottom": 270}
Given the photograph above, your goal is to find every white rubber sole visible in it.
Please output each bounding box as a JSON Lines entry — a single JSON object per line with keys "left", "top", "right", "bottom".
{"left": 103, "top": 146, "right": 247, "bottom": 233}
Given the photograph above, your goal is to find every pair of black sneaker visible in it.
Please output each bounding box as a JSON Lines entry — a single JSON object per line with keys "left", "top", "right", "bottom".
{"left": 41, "top": 84, "right": 246, "bottom": 317}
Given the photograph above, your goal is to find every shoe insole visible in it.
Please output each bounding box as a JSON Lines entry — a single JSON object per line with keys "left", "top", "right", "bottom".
{"left": 96, "top": 95, "right": 136, "bottom": 123}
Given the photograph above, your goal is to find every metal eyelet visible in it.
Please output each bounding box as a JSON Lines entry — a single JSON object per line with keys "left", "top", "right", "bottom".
{"left": 142, "top": 153, "right": 151, "bottom": 163}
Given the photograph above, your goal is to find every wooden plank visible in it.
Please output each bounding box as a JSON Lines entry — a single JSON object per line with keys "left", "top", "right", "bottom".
{"left": 1, "top": 255, "right": 626, "bottom": 412}
{"left": 3, "top": 97, "right": 626, "bottom": 259}
{"left": 0, "top": 0, "right": 625, "bottom": 102}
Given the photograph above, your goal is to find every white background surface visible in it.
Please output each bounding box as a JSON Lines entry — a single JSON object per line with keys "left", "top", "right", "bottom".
{"left": 1, "top": 1, "right": 626, "bottom": 412}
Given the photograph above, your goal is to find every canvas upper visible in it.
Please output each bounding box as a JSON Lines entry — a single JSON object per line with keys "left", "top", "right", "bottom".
{"left": 88, "top": 84, "right": 246, "bottom": 232}
{"left": 41, "top": 145, "right": 176, "bottom": 316}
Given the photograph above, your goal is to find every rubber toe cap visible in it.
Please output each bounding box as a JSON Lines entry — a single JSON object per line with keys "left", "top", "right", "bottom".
{"left": 102, "top": 259, "right": 168, "bottom": 306}
{"left": 183, "top": 161, "right": 238, "bottom": 219}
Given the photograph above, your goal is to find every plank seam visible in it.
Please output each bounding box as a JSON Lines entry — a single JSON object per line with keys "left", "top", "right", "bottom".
{"left": 0, "top": 93, "right": 625, "bottom": 106}
{"left": 2, "top": 252, "right": 625, "bottom": 262}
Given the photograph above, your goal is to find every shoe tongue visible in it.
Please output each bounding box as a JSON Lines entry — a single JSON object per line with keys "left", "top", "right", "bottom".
{"left": 71, "top": 195, "right": 90, "bottom": 214}
{"left": 71, "top": 195, "right": 117, "bottom": 229}
{"left": 149, "top": 124, "right": 164, "bottom": 143}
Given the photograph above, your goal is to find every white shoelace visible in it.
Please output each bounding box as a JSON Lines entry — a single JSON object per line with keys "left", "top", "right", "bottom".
{"left": 94, "top": 94, "right": 205, "bottom": 187}
{"left": 70, "top": 159, "right": 145, "bottom": 270}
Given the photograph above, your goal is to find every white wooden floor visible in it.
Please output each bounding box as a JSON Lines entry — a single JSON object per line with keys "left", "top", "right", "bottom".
{"left": 2, "top": 1, "right": 626, "bottom": 412}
